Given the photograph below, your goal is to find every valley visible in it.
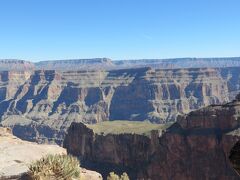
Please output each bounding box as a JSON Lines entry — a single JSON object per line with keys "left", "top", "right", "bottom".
{"left": 1, "top": 58, "right": 240, "bottom": 179}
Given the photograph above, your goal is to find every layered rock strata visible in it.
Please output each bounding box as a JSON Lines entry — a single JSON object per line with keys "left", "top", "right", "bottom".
{"left": 0, "top": 67, "right": 240, "bottom": 143}
{"left": 64, "top": 95, "right": 240, "bottom": 180}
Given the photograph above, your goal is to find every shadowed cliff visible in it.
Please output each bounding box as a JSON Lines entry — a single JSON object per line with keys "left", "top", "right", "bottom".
{"left": 64, "top": 94, "right": 240, "bottom": 180}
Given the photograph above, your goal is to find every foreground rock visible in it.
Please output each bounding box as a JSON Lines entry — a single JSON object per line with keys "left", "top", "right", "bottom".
{"left": 0, "top": 127, "right": 102, "bottom": 180}
{"left": 64, "top": 95, "right": 240, "bottom": 180}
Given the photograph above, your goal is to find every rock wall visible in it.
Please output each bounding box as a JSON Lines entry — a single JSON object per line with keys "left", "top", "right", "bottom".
{"left": 64, "top": 96, "right": 240, "bottom": 180}
{"left": 0, "top": 67, "right": 240, "bottom": 143}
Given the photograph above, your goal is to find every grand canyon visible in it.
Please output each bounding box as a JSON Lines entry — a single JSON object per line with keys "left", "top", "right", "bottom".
{"left": 1, "top": 58, "right": 240, "bottom": 179}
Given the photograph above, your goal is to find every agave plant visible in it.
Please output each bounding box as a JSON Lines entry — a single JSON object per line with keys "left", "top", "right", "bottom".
{"left": 27, "top": 154, "right": 81, "bottom": 180}
{"left": 107, "top": 172, "right": 130, "bottom": 180}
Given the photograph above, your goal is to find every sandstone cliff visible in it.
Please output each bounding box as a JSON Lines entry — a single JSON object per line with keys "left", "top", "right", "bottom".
{"left": 0, "top": 67, "right": 240, "bottom": 143}
{"left": 64, "top": 95, "right": 240, "bottom": 180}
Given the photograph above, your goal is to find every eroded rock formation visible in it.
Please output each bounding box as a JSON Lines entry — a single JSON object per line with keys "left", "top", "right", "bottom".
{"left": 0, "top": 67, "right": 240, "bottom": 143}
{"left": 64, "top": 95, "right": 240, "bottom": 180}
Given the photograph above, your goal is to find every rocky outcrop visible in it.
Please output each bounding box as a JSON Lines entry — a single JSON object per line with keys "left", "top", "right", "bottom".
{"left": 0, "top": 127, "right": 66, "bottom": 178}
{"left": 0, "top": 127, "right": 102, "bottom": 180}
{"left": 64, "top": 95, "right": 240, "bottom": 180}
{"left": 1, "top": 67, "right": 240, "bottom": 144}
{"left": 63, "top": 122, "right": 163, "bottom": 179}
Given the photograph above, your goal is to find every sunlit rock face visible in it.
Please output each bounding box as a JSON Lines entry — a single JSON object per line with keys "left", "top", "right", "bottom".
{"left": 1, "top": 62, "right": 240, "bottom": 143}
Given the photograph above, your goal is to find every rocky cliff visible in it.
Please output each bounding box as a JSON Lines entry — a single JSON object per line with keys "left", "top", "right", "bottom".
{"left": 64, "top": 95, "right": 240, "bottom": 180}
{"left": 1, "top": 67, "right": 240, "bottom": 144}
{"left": 0, "top": 127, "right": 102, "bottom": 180}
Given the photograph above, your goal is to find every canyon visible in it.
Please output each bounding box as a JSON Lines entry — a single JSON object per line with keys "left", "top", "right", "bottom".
{"left": 64, "top": 94, "right": 240, "bottom": 180}
{"left": 0, "top": 58, "right": 240, "bottom": 143}
{"left": 0, "top": 58, "right": 240, "bottom": 179}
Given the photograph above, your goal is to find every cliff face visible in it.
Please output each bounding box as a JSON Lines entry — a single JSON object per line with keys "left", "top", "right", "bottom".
{"left": 146, "top": 103, "right": 240, "bottom": 180}
{"left": 0, "top": 67, "right": 240, "bottom": 143}
{"left": 64, "top": 96, "right": 240, "bottom": 180}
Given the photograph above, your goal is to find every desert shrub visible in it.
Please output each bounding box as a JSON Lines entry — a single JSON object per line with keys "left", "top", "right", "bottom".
{"left": 107, "top": 172, "right": 130, "bottom": 180}
{"left": 120, "top": 172, "right": 130, "bottom": 180}
{"left": 27, "top": 154, "right": 81, "bottom": 180}
{"left": 107, "top": 172, "right": 119, "bottom": 180}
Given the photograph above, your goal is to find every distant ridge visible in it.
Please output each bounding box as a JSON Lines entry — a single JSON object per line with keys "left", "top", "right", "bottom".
{"left": 1, "top": 57, "right": 240, "bottom": 70}
{"left": 0, "top": 59, "right": 34, "bottom": 71}
{"left": 35, "top": 58, "right": 114, "bottom": 70}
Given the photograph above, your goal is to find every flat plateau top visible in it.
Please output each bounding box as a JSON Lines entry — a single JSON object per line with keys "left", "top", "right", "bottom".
{"left": 87, "top": 120, "right": 171, "bottom": 136}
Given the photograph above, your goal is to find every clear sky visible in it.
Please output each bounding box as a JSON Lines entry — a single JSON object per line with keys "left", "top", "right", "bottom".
{"left": 0, "top": 0, "right": 240, "bottom": 61}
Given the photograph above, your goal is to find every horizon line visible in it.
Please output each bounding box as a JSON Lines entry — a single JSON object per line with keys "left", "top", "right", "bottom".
{"left": 1, "top": 56, "right": 240, "bottom": 63}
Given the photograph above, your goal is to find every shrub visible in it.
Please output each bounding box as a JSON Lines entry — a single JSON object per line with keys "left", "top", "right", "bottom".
{"left": 27, "top": 154, "right": 81, "bottom": 180}
{"left": 107, "top": 172, "right": 130, "bottom": 180}
{"left": 120, "top": 172, "right": 130, "bottom": 180}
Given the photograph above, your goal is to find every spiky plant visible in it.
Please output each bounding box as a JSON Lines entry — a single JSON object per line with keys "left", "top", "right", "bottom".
{"left": 120, "top": 172, "right": 129, "bottom": 180}
{"left": 27, "top": 154, "right": 81, "bottom": 180}
{"left": 107, "top": 172, "right": 120, "bottom": 180}
{"left": 107, "top": 172, "right": 130, "bottom": 180}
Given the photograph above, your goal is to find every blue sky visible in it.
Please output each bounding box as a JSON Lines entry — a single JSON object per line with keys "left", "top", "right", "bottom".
{"left": 0, "top": 0, "right": 240, "bottom": 61}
